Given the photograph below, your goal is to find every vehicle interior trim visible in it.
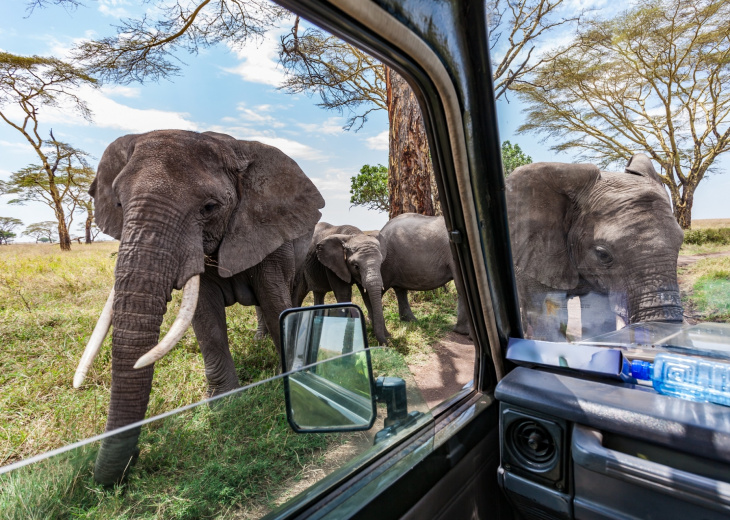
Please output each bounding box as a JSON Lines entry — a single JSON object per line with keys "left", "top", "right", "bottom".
{"left": 497, "top": 367, "right": 730, "bottom": 463}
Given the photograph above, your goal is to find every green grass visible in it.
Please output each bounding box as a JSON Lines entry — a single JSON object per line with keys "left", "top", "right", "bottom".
{"left": 0, "top": 243, "right": 459, "bottom": 518}
{"left": 680, "top": 256, "right": 730, "bottom": 322}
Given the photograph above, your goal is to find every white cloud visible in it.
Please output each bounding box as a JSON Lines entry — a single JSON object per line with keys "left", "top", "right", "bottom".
{"left": 206, "top": 123, "right": 326, "bottom": 161}
{"left": 101, "top": 85, "right": 141, "bottom": 99}
{"left": 98, "top": 0, "right": 131, "bottom": 18}
{"left": 234, "top": 102, "right": 285, "bottom": 127}
{"left": 1, "top": 85, "right": 197, "bottom": 133}
{"left": 365, "top": 130, "right": 388, "bottom": 151}
{"left": 224, "top": 23, "right": 293, "bottom": 86}
{"left": 242, "top": 135, "right": 325, "bottom": 162}
{"left": 298, "top": 117, "right": 345, "bottom": 136}
{"left": 309, "top": 168, "right": 352, "bottom": 201}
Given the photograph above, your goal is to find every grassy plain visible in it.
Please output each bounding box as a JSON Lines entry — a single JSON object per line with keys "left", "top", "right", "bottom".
{"left": 0, "top": 242, "right": 456, "bottom": 518}
{"left": 690, "top": 218, "right": 730, "bottom": 229}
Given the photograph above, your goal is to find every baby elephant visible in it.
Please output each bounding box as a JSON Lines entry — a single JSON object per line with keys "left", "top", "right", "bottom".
{"left": 294, "top": 222, "right": 390, "bottom": 344}
{"left": 379, "top": 213, "right": 470, "bottom": 337}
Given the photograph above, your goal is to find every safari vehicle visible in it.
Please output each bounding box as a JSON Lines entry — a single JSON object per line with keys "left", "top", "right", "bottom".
{"left": 2, "top": 0, "right": 730, "bottom": 519}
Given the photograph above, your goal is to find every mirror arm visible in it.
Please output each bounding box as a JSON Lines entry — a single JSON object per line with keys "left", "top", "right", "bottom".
{"left": 374, "top": 376, "right": 409, "bottom": 427}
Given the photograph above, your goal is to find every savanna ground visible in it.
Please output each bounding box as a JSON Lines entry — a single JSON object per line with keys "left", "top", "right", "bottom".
{"left": 0, "top": 242, "right": 459, "bottom": 519}
{"left": 1, "top": 218, "right": 729, "bottom": 518}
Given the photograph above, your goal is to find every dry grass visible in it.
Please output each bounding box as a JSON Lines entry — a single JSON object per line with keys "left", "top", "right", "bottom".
{"left": 690, "top": 219, "right": 730, "bottom": 229}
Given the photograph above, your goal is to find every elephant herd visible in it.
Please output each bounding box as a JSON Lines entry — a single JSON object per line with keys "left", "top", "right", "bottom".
{"left": 73, "top": 130, "right": 683, "bottom": 484}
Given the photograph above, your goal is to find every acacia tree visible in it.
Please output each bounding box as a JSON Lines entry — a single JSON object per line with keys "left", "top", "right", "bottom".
{"left": 22, "top": 221, "right": 58, "bottom": 243}
{"left": 0, "top": 52, "right": 96, "bottom": 250}
{"left": 61, "top": 0, "right": 582, "bottom": 219}
{"left": 0, "top": 217, "right": 23, "bottom": 245}
{"left": 516, "top": 0, "right": 730, "bottom": 229}
{"left": 0, "top": 137, "right": 93, "bottom": 249}
{"left": 280, "top": 2, "right": 582, "bottom": 217}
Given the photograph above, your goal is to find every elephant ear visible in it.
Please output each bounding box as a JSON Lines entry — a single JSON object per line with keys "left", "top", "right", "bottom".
{"left": 218, "top": 140, "right": 325, "bottom": 277}
{"left": 88, "top": 134, "right": 140, "bottom": 240}
{"left": 625, "top": 154, "right": 662, "bottom": 184}
{"left": 506, "top": 162, "right": 600, "bottom": 290}
{"left": 316, "top": 234, "right": 352, "bottom": 283}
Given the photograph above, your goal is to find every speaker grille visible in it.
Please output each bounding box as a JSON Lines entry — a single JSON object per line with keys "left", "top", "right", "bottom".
{"left": 512, "top": 420, "right": 556, "bottom": 464}
{"left": 507, "top": 419, "right": 557, "bottom": 470}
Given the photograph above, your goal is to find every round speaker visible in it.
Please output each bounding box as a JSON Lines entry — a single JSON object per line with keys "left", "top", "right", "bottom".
{"left": 508, "top": 419, "right": 557, "bottom": 469}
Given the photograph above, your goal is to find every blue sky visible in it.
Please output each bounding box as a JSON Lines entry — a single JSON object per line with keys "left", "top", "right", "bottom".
{"left": 1, "top": 0, "right": 728, "bottom": 242}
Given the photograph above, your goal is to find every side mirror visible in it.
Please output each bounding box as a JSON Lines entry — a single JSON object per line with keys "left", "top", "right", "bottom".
{"left": 280, "top": 304, "right": 376, "bottom": 432}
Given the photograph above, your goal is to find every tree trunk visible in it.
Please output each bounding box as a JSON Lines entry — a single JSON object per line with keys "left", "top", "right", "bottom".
{"left": 85, "top": 210, "right": 93, "bottom": 244}
{"left": 385, "top": 67, "right": 440, "bottom": 219}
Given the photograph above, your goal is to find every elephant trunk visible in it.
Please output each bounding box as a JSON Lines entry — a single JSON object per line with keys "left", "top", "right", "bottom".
{"left": 363, "top": 269, "right": 387, "bottom": 345}
{"left": 94, "top": 210, "right": 185, "bottom": 485}
{"left": 628, "top": 272, "right": 683, "bottom": 324}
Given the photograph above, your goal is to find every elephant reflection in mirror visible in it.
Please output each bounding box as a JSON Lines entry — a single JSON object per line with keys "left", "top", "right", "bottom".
{"left": 74, "top": 130, "right": 324, "bottom": 485}
{"left": 506, "top": 154, "right": 684, "bottom": 342}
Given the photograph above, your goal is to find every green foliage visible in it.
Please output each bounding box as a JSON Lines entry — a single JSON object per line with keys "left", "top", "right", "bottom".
{"left": 0, "top": 217, "right": 22, "bottom": 245}
{"left": 683, "top": 228, "right": 730, "bottom": 246}
{"left": 350, "top": 164, "right": 389, "bottom": 213}
{"left": 22, "top": 221, "right": 58, "bottom": 243}
{"left": 501, "top": 141, "right": 532, "bottom": 176}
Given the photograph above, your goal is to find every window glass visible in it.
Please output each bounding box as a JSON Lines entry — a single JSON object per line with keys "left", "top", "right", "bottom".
{"left": 493, "top": 0, "right": 730, "bottom": 354}
{"left": 0, "top": 0, "right": 472, "bottom": 516}
{"left": 0, "top": 348, "right": 432, "bottom": 518}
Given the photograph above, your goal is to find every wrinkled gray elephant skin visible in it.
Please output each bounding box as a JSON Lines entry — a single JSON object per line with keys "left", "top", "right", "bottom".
{"left": 294, "top": 222, "right": 390, "bottom": 344}
{"left": 88, "top": 130, "right": 324, "bottom": 485}
{"left": 379, "top": 213, "right": 470, "bottom": 337}
{"left": 506, "top": 154, "right": 684, "bottom": 342}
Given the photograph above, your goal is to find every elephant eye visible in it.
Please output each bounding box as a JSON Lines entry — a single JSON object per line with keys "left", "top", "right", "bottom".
{"left": 202, "top": 201, "right": 219, "bottom": 215}
{"left": 595, "top": 246, "right": 613, "bottom": 265}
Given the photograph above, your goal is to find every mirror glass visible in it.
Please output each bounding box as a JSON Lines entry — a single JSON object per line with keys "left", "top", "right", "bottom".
{"left": 281, "top": 305, "right": 375, "bottom": 432}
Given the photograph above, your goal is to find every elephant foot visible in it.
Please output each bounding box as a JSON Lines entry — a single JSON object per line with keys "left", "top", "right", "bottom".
{"left": 453, "top": 324, "right": 470, "bottom": 336}
{"left": 94, "top": 428, "right": 141, "bottom": 486}
{"left": 399, "top": 312, "right": 417, "bottom": 322}
{"left": 253, "top": 330, "right": 269, "bottom": 341}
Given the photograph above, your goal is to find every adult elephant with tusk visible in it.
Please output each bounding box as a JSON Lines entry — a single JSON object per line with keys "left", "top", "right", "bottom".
{"left": 74, "top": 130, "right": 324, "bottom": 485}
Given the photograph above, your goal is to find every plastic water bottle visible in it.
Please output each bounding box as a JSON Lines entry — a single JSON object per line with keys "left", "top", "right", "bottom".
{"left": 630, "top": 353, "right": 730, "bottom": 406}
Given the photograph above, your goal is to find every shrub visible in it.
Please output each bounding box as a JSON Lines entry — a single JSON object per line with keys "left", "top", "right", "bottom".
{"left": 683, "top": 227, "right": 730, "bottom": 246}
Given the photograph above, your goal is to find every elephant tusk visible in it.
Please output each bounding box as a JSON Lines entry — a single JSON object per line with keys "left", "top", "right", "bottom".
{"left": 134, "top": 275, "right": 200, "bottom": 369}
{"left": 74, "top": 288, "right": 115, "bottom": 389}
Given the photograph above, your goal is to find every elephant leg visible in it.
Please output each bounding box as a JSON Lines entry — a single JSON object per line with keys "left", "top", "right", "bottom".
{"left": 313, "top": 291, "right": 326, "bottom": 305}
{"left": 395, "top": 288, "right": 417, "bottom": 322}
{"left": 579, "top": 291, "right": 616, "bottom": 340}
{"left": 453, "top": 290, "right": 470, "bottom": 336}
{"left": 292, "top": 276, "right": 309, "bottom": 307}
{"left": 254, "top": 306, "right": 269, "bottom": 341}
{"left": 193, "top": 278, "right": 239, "bottom": 397}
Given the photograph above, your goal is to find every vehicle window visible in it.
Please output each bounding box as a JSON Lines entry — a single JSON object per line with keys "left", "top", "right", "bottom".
{"left": 494, "top": 0, "right": 730, "bottom": 350}
{"left": 0, "top": 1, "right": 473, "bottom": 516}
{"left": 0, "top": 348, "right": 431, "bottom": 518}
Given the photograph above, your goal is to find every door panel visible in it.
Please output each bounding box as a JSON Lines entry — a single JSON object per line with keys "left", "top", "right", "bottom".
{"left": 496, "top": 367, "right": 730, "bottom": 520}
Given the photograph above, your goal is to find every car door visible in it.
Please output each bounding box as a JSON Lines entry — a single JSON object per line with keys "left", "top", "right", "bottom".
{"left": 278, "top": 2, "right": 730, "bottom": 520}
